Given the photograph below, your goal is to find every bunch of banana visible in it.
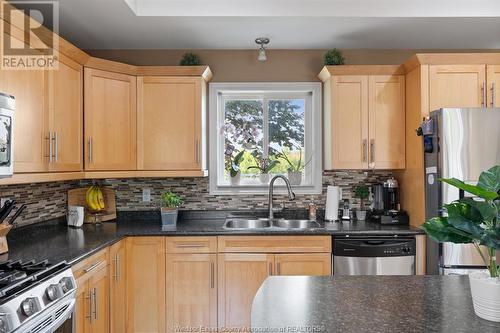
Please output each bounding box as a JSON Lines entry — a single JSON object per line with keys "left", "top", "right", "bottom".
{"left": 86, "top": 186, "right": 105, "bottom": 212}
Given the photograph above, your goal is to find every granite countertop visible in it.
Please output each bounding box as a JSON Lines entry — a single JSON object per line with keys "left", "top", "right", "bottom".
{"left": 251, "top": 276, "right": 500, "bottom": 333}
{"left": 2, "top": 210, "right": 424, "bottom": 266}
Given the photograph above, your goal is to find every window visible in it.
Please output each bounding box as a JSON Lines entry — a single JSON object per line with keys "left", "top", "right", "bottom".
{"left": 209, "top": 83, "right": 322, "bottom": 194}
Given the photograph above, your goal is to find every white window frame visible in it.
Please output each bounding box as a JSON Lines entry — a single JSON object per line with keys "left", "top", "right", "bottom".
{"left": 209, "top": 82, "right": 322, "bottom": 195}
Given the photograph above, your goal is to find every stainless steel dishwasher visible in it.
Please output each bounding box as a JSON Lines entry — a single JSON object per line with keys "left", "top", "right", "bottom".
{"left": 333, "top": 237, "right": 416, "bottom": 275}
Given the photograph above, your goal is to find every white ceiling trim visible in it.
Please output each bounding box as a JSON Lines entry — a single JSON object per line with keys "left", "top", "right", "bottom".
{"left": 124, "top": 0, "right": 500, "bottom": 17}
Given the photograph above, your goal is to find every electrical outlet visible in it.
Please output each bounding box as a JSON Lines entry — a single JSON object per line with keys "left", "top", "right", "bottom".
{"left": 0, "top": 198, "right": 9, "bottom": 207}
{"left": 142, "top": 189, "right": 151, "bottom": 202}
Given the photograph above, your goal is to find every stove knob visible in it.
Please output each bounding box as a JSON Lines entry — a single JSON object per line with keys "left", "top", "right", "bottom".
{"left": 59, "top": 277, "right": 74, "bottom": 293}
{"left": 21, "top": 298, "right": 38, "bottom": 317}
{"left": 46, "top": 284, "right": 59, "bottom": 301}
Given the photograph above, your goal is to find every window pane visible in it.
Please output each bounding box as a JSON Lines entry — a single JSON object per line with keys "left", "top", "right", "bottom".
{"left": 223, "top": 99, "right": 263, "bottom": 181}
{"left": 268, "top": 99, "right": 306, "bottom": 176}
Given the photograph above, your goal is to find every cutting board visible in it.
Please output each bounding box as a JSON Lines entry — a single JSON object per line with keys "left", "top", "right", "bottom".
{"left": 67, "top": 187, "right": 117, "bottom": 223}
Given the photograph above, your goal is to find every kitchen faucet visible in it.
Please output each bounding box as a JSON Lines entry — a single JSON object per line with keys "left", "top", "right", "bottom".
{"left": 268, "top": 175, "right": 296, "bottom": 220}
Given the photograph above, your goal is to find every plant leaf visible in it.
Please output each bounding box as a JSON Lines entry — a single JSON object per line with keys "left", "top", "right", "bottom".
{"left": 440, "top": 178, "right": 499, "bottom": 200}
{"left": 444, "top": 202, "right": 484, "bottom": 238}
{"left": 480, "top": 230, "right": 500, "bottom": 250}
{"left": 421, "top": 217, "right": 474, "bottom": 244}
{"left": 459, "top": 198, "right": 497, "bottom": 222}
{"left": 478, "top": 165, "right": 500, "bottom": 193}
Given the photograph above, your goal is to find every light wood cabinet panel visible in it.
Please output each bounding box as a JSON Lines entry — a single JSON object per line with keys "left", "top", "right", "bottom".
{"left": 126, "top": 237, "right": 165, "bottom": 333}
{"left": 429, "top": 64, "right": 486, "bottom": 109}
{"left": 84, "top": 68, "right": 136, "bottom": 171}
{"left": 88, "top": 265, "right": 109, "bottom": 333}
{"left": 166, "top": 254, "right": 217, "bottom": 333}
{"left": 218, "top": 236, "right": 332, "bottom": 253}
{"left": 74, "top": 277, "right": 90, "bottom": 333}
{"left": 109, "top": 240, "right": 127, "bottom": 333}
{"left": 137, "top": 76, "right": 203, "bottom": 171}
{"left": 48, "top": 54, "right": 83, "bottom": 171}
{"left": 487, "top": 65, "right": 500, "bottom": 108}
{"left": 330, "top": 75, "right": 369, "bottom": 169}
{"left": 368, "top": 75, "right": 406, "bottom": 169}
{"left": 218, "top": 253, "right": 274, "bottom": 332}
{"left": 0, "top": 34, "right": 48, "bottom": 173}
{"left": 275, "top": 253, "right": 332, "bottom": 276}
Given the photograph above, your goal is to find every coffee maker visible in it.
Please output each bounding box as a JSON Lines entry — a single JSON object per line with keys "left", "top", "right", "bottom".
{"left": 371, "top": 177, "right": 409, "bottom": 225}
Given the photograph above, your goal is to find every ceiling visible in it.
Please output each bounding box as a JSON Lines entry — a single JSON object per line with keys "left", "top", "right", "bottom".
{"left": 45, "top": 0, "right": 500, "bottom": 49}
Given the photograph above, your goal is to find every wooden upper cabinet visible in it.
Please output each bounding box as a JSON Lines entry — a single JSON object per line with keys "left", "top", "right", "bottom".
{"left": 275, "top": 253, "right": 331, "bottom": 276}
{"left": 487, "top": 65, "right": 500, "bottom": 108}
{"left": 218, "top": 253, "right": 273, "bottom": 332}
{"left": 166, "top": 254, "right": 217, "bottom": 333}
{"left": 109, "top": 240, "right": 127, "bottom": 333}
{"left": 84, "top": 68, "right": 137, "bottom": 171}
{"left": 368, "top": 75, "right": 406, "bottom": 169}
{"left": 126, "top": 237, "right": 165, "bottom": 333}
{"left": 48, "top": 54, "right": 83, "bottom": 171}
{"left": 429, "top": 64, "right": 486, "bottom": 110}
{"left": 0, "top": 35, "right": 48, "bottom": 173}
{"left": 137, "top": 76, "right": 204, "bottom": 171}
{"left": 330, "top": 75, "right": 369, "bottom": 169}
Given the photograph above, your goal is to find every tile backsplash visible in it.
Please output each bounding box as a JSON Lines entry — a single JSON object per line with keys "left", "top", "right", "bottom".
{"left": 3, "top": 170, "right": 392, "bottom": 227}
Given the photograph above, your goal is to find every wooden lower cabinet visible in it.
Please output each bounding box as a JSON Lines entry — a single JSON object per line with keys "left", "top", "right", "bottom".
{"left": 74, "top": 264, "right": 109, "bottom": 333}
{"left": 126, "top": 237, "right": 166, "bottom": 333}
{"left": 166, "top": 254, "right": 217, "bottom": 333}
{"left": 109, "top": 240, "right": 127, "bottom": 333}
{"left": 275, "top": 253, "right": 332, "bottom": 276}
{"left": 218, "top": 253, "right": 274, "bottom": 332}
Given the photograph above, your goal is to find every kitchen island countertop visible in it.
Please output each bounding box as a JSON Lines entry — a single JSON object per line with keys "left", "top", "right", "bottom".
{"left": 251, "top": 275, "right": 500, "bottom": 333}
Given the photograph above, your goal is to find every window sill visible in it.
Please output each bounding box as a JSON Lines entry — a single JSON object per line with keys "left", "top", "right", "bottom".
{"left": 210, "top": 184, "right": 321, "bottom": 195}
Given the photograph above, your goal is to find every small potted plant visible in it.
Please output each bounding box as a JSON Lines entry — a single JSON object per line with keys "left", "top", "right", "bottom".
{"left": 248, "top": 157, "right": 279, "bottom": 184}
{"left": 354, "top": 185, "right": 370, "bottom": 221}
{"left": 323, "top": 48, "right": 345, "bottom": 65}
{"left": 228, "top": 150, "right": 245, "bottom": 185}
{"left": 277, "top": 146, "right": 312, "bottom": 186}
{"left": 422, "top": 165, "right": 500, "bottom": 322}
{"left": 179, "top": 52, "right": 201, "bottom": 66}
{"left": 160, "top": 192, "right": 183, "bottom": 228}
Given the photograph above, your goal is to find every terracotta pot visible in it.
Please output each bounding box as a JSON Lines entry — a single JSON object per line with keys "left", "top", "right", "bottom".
{"left": 287, "top": 171, "right": 302, "bottom": 186}
{"left": 469, "top": 270, "right": 500, "bottom": 322}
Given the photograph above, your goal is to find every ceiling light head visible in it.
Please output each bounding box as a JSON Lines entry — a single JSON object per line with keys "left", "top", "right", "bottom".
{"left": 255, "top": 37, "right": 270, "bottom": 62}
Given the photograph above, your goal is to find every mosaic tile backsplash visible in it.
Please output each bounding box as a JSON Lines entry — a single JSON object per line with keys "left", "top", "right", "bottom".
{"left": 2, "top": 170, "right": 393, "bottom": 227}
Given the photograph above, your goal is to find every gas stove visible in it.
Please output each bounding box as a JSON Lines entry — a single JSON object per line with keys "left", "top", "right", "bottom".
{"left": 0, "top": 260, "right": 76, "bottom": 333}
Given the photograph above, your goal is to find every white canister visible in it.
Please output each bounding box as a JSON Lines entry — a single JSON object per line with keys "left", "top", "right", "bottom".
{"left": 67, "top": 206, "right": 84, "bottom": 228}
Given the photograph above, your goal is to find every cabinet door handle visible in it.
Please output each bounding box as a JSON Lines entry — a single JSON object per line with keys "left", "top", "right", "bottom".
{"left": 492, "top": 83, "right": 496, "bottom": 107}
{"left": 362, "top": 139, "right": 367, "bottom": 162}
{"left": 210, "top": 261, "right": 215, "bottom": 289}
{"left": 276, "top": 262, "right": 281, "bottom": 275}
{"left": 45, "top": 132, "right": 53, "bottom": 162}
{"left": 88, "top": 137, "right": 93, "bottom": 163}
{"left": 84, "top": 261, "right": 103, "bottom": 273}
{"left": 93, "top": 288, "right": 98, "bottom": 320}
{"left": 112, "top": 254, "right": 120, "bottom": 282}
{"left": 85, "top": 292, "right": 93, "bottom": 323}
{"left": 176, "top": 243, "right": 204, "bottom": 248}
{"left": 370, "top": 139, "right": 375, "bottom": 164}
{"left": 53, "top": 132, "right": 58, "bottom": 162}
{"left": 269, "top": 262, "right": 273, "bottom": 276}
{"left": 481, "top": 82, "right": 486, "bottom": 107}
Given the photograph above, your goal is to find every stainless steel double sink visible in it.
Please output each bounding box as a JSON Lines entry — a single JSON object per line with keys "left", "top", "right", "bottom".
{"left": 223, "top": 217, "right": 321, "bottom": 230}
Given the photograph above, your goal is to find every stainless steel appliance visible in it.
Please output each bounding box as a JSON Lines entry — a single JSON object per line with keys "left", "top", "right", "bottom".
{"left": 0, "top": 93, "right": 14, "bottom": 178}
{"left": 423, "top": 108, "right": 500, "bottom": 275}
{"left": 333, "top": 237, "right": 416, "bottom": 275}
{"left": 0, "top": 260, "right": 76, "bottom": 333}
{"left": 370, "top": 178, "right": 409, "bottom": 225}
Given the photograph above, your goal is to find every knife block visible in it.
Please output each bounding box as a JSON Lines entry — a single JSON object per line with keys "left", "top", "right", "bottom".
{"left": 0, "top": 223, "right": 13, "bottom": 254}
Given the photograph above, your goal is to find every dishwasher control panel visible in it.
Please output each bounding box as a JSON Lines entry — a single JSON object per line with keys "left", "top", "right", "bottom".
{"left": 333, "top": 237, "right": 416, "bottom": 257}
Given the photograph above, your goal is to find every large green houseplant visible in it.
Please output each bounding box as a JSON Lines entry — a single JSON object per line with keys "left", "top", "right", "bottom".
{"left": 421, "top": 165, "right": 500, "bottom": 322}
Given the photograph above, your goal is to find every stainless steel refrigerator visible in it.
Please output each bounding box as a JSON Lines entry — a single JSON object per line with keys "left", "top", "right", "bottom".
{"left": 424, "top": 108, "right": 500, "bottom": 275}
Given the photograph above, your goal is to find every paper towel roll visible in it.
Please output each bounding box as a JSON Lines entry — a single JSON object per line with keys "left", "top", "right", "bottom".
{"left": 325, "top": 186, "right": 341, "bottom": 221}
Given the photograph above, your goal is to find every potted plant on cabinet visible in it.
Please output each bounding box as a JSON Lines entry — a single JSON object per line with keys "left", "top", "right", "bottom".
{"left": 160, "top": 192, "right": 183, "bottom": 228}
{"left": 354, "top": 184, "right": 370, "bottom": 221}
{"left": 248, "top": 157, "right": 279, "bottom": 184}
{"left": 227, "top": 150, "right": 245, "bottom": 185}
{"left": 421, "top": 165, "right": 500, "bottom": 322}
{"left": 276, "top": 146, "right": 312, "bottom": 186}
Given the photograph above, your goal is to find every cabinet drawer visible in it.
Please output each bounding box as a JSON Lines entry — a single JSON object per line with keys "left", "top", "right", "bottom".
{"left": 166, "top": 237, "right": 217, "bottom": 253}
{"left": 217, "top": 236, "right": 331, "bottom": 253}
{"left": 72, "top": 248, "right": 109, "bottom": 280}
